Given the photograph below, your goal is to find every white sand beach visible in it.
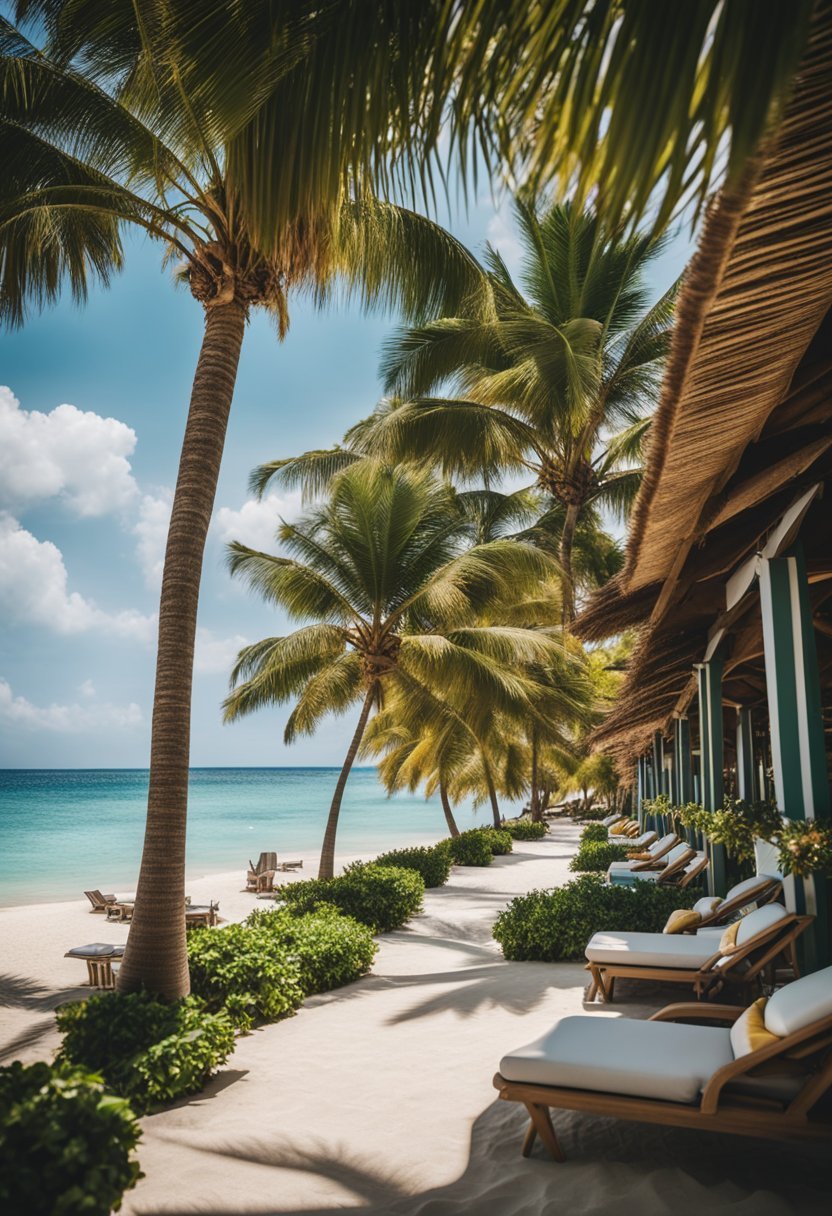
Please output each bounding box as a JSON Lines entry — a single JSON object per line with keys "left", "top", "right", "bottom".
{"left": 1, "top": 823, "right": 829, "bottom": 1215}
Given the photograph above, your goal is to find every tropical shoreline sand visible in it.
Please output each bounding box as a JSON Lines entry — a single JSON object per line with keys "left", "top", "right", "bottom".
{"left": 2, "top": 824, "right": 829, "bottom": 1214}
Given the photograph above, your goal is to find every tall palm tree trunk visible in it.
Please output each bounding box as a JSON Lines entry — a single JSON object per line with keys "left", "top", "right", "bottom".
{"left": 318, "top": 686, "right": 376, "bottom": 879}
{"left": 558, "top": 501, "right": 582, "bottom": 625}
{"left": 529, "top": 730, "right": 541, "bottom": 822}
{"left": 118, "top": 300, "right": 247, "bottom": 1000}
{"left": 482, "top": 759, "right": 501, "bottom": 829}
{"left": 439, "top": 782, "right": 460, "bottom": 837}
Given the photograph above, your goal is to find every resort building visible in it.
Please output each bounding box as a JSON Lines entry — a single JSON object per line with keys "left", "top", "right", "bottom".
{"left": 575, "top": 11, "right": 832, "bottom": 963}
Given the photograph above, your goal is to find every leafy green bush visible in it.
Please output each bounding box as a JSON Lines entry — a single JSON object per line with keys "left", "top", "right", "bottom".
{"left": 503, "top": 818, "right": 547, "bottom": 841}
{"left": 448, "top": 829, "right": 493, "bottom": 867}
{"left": 188, "top": 923, "right": 304, "bottom": 1027}
{"left": 477, "top": 827, "right": 513, "bottom": 855}
{"left": 580, "top": 822, "right": 609, "bottom": 843}
{"left": 569, "top": 839, "right": 631, "bottom": 871}
{"left": 56, "top": 991, "right": 236, "bottom": 1111}
{"left": 493, "top": 874, "right": 699, "bottom": 961}
{"left": 244, "top": 904, "right": 377, "bottom": 992}
{"left": 0, "top": 1060, "right": 141, "bottom": 1216}
{"left": 276, "top": 862, "right": 424, "bottom": 932}
{"left": 375, "top": 841, "right": 453, "bottom": 887}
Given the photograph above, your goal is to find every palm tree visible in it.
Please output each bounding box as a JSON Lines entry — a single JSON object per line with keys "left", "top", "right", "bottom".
{"left": 355, "top": 199, "right": 676, "bottom": 621}
{"left": 222, "top": 460, "right": 564, "bottom": 877}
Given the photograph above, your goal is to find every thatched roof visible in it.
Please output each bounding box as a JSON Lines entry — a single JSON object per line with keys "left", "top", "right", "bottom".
{"left": 576, "top": 2, "right": 832, "bottom": 767}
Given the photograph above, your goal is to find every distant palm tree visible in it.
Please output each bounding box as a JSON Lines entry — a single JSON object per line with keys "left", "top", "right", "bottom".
{"left": 222, "top": 460, "right": 563, "bottom": 877}
{"left": 358, "top": 200, "right": 677, "bottom": 621}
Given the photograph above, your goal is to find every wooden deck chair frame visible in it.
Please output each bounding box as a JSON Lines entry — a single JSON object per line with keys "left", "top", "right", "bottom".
{"left": 493, "top": 1000, "right": 832, "bottom": 1161}
{"left": 697, "top": 877, "right": 784, "bottom": 928}
{"left": 84, "top": 890, "right": 116, "bottom": 912}
{"left": 629, "top": 837, "right": 685, "bottom": 872}
{"left": 659, "top": 852, "right": 708, "bottom": 889}
{"left": 586, "top": 913, "right": 812, "bottom": 1004}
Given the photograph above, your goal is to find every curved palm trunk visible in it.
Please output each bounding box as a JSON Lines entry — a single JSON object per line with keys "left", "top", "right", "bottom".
{"left": 118, "top": 300, "right": 247, "bottom": 1000}
{"left": 529, "top": 730, "right": 541, "bottom": 822}
{"left": 439, "top": 782, "right": 460, "bottom": 837}
{"left": 482, "top": 759, "right": 501, "bottom": 829}
{"left": 558, "top": 501, "right": 582, "bottom": 625}
{"left": 318, "top": 686, "right": 376, "bottom": 879}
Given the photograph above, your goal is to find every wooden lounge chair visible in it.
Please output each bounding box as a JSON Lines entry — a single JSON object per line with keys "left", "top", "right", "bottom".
{"left": 246, "top": 852, "right": 303, "bottom": 892}
{"left": 665, "top": 875, "right": 784, "bottom": 933}
{"left": 65, "top": 942, "right": 125, "bottom": 989}
{"left": 609, "top": 828, "right": 658, "bottom": 849}
{"left": 607, "top": 841, "right": 694, "bottom": 886}
{"left": 606, "top": 832, "right": 680, "bottom": 881}
{"left": 84, "top": 890, "right": 117, "bottom": 912}
{"left": 494, "top": 964, "right": 832, "bottom": 1159}
{"left": 615, "top": 849, "right": 708, "bottom": 890}
{"left": 585, "top": 903, "right": 811, "bottom": 1003}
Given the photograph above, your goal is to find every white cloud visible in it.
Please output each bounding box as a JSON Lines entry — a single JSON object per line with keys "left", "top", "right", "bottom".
{"left": 486, "top": 203, "right": 524, "bottom": 282}
{"left": 0, "top": 514, "right": 156, "bottom": 643}
{"left": 194, "top": 627, "right": 248, "bottom": 675}
{"left": 133, "top": 490, "right": 172, "bottom": 588}
{"left": 78, "top": 679, "right": 96, "bottom": 699}
{"left": 213, "top": 491, "right": 302, "bottom": 553}
{"left": 0, "top": 678, "right": 143, "bottom": 733}
{"left": 0, "top": 385, "right": 139, "bottom": 517}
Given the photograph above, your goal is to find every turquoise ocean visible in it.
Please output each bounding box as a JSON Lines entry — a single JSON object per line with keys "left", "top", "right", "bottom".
{"left": 0, "top": 768, "right": 501, "bottom": 907}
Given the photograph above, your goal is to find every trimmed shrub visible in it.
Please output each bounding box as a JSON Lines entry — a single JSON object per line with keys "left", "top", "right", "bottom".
{"left": 477, "top": 827, "right": 513, "bottom": 855}
{"left": 448, "top": 829, "right": 493, "bottom": 867}
{"left": 56, "top": 991, "right": 236, "bottom": 1111}
{"left": 275, "top": 862, "right": 424, "bottom": 932}
{"left": 375, "top": 841, "right": 453, "bottom": 888}
{"left": 244, "top": 904, "right": 377, "bottom": 992}
{"left": 188, "top": 923, "right": 304, "bottom": 1027}
{"left": 569, "top": 839, "right": 631, "bottom": 872}
{"left": 503, "top": 818, "right": 547, "bottom": 841}
{"left": 0, "top": 1060, "right": 141, "bottom": 1216}
{"left": 571, "top": 804, "right": 611, "bottom": 821}
{"left": 580, "top": 822, "right": 609, "bottom": 843}
{"left": 493, "top": 873, "right": 700, "bottom": 961}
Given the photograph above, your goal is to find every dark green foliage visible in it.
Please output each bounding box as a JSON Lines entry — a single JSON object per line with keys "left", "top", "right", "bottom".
{"left": 580, "top": 822, "right": 609, "bottom": 843}
{"left": 0, "top": 1060, "right": 141, "bottom": 1216}
{"left": 571, "top": 804, "right": 612, "bottom": 821}
{"left": 493, "top": 874, "right": 699, "bottom": 962}
{"left": 375, "top": 841, "right": 453, "bottom": 887}
{"left": 275, "top": 862, "right": 424, "bottom": 932}
{"left": 244, "top": 904, "right": 377, "bottom": 992}
{"left": 187, "top": 923, "right": 304, "bottom": 1027}
{"left": 569, "top": 839, "right": 631, "bottom": 872}
{"left": 448, "top": 829, "right": 494, "bottom": 867}
{"left": 55, "top": 991, "right": 235, "bottom": 1113}
{"left": 503, "top": 818, "right": 547, "bottom": 840}
{"left": 477, "top": 827, "right": 513, "bottom": 855}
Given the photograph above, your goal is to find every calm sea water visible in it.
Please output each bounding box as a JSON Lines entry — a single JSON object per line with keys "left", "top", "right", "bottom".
{"left": 0, "top": 768, "right": 500, "bottom": 906}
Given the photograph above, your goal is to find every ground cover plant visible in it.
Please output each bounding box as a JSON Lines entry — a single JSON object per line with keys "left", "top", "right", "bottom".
{"left": 56, "top": 992, "right": 236, "bottom": 1111}
{"left": 0, "top": 1060, "right": 142, "bottom": 1216}
{"left": 493, "top": 873, "right": 699, "bottom": 962}
{"left": 244, "top": 904, "right": 377, "bottom": 992}
{"left": 503, "top": 819, "right": 547, "bottom": 841}
{"left": 569, "top": 839, "right": 631, "bottom": 872}
{"left": 375, "top": 842, "right": 453, "bottom": 887}
{"left": 275, "top": 862, "right": 425, "bottom": 932}
{"left": 448, "top": 829, "right": 494, "bottom": 867}
{"left": 580, "top": 822, "right": 609, "bottom": 843}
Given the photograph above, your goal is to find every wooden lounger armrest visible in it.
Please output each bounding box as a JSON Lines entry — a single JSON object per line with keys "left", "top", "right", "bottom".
{"left": 699, "top": 912, "right": 809, "bottom": 977}
{"left": 650, "top": 1003, "right": 747, "bottom": 1024}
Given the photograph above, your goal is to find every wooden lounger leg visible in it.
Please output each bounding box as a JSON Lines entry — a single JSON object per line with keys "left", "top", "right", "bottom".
{"left": 523, "top": 1103, "right": 564, "bottom": 1162}
{"left": 521, "top": 1119, "right": 537, "bottom": 1157}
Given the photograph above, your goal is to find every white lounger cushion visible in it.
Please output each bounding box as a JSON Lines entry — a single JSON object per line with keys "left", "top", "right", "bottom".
{"left": 693, "top": 895, "right": 724, "bottom": 915}
{"left": 609, "top": 832, "right": 655, "bottom": 847}
{"left": 499, "top": 1016, "right": 733, "bottom": 1104}
{"left": 764, "top": 964, "right": 832, "bottom": 1037}
{"left": 735, "top": 901, "right": 787, "bottom": 946}
{"left": 724, "top": 874, "right": 779, "bottom": 905}
{"left": 586, "top": 931, "right": 716, "bottom": 969}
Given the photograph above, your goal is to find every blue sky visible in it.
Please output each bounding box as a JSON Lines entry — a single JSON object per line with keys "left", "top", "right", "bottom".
{"left": 0, "top": 194, "right": 695, "bottom": 768}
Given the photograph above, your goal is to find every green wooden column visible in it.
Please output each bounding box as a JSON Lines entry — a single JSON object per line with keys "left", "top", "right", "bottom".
{"left": 759, "top": 544, "right": 830, "bottom": 965}
{"left": 736, "top": 706, "right": 757, "bottom": 801}
{"left": 673, "top": 717, "right": 693, "bottom": 803}
{"left": 653, "top": 731, "right": 666, "bottom": 828}
{"left": 697, "top": 659, "right": 727, "bottom": 894}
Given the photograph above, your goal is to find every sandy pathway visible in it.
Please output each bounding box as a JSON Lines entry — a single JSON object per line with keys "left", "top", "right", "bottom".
{"left": 1, "top": 825, "right": 829, "bottom": 1214}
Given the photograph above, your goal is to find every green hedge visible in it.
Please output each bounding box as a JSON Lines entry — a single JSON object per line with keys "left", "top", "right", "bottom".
{"left": 569, "top": 839, "right": 631, "bottom": 872}
{"left": 503, "top": 819, "right": 547, "bottom": 840}
{"left": 374, "top": 841, "right": 453, "bottom": 888}
{"left": 0, "top": 1061, "right": 141, "bottom": 1216}
{"left": 56, "top": 991, "right": 236, "bottom": 1111}
{"left": 275, "top": 862, "right": 424, "bottom": 932}
{"left": 244, "top": 904, "right": 377, "bottom": 992}
{"left": 477, "top": 827, "right": 513, "bottom": 855}
{"left": 188, "top": 923, "right": 305, "bottom": 1027}
{"left": 580, "top": 822, "right": 609, "bottom": 843}
{"left": 448, "top": 829, "right": 493, "bottom": 867}
{"left": 493, "top": 874, "right": 699, "bottom": 961}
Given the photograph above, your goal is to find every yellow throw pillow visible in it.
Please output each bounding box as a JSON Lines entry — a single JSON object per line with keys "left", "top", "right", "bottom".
{"left": 719, "top": 920, "right": 741, "bottom": 954}
{"left": 729, "top": 997, "right": 782, "bottom": 1058}
{"left": 608, "top": 819, "right": 627, "bottom": 834}
{"left": 628, "top": 850, "right": 655, "bottom": 860}
{"left": 663, "top": 908, "right": 702, "bottom": 935}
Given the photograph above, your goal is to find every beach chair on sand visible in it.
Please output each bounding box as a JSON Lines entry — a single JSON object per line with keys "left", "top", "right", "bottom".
{"left": 246, "top": 852, "right": 303, "bottom": 892}
{"left": 607, "top": 839, "right": 690, "bottom": 886}
{"left": 494, "top": 964, "right": 832, "bottom": 1160}
{"left": 663, "top": 875, "right": 784, "bottom": 934}
{"left": 65, "top": 943, "right": 125, "bottom": 988}
{"left": 610, "top": 847, "right": 707, "bottom": 890}
{"left": 584, "top": 903, "right": 811, "bottom": 1003}
{"left": 84, "top": 890, "right": 117, "bottom": 912}
{"left": 609, "top": 828, "right": 658, "bottom": 849}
